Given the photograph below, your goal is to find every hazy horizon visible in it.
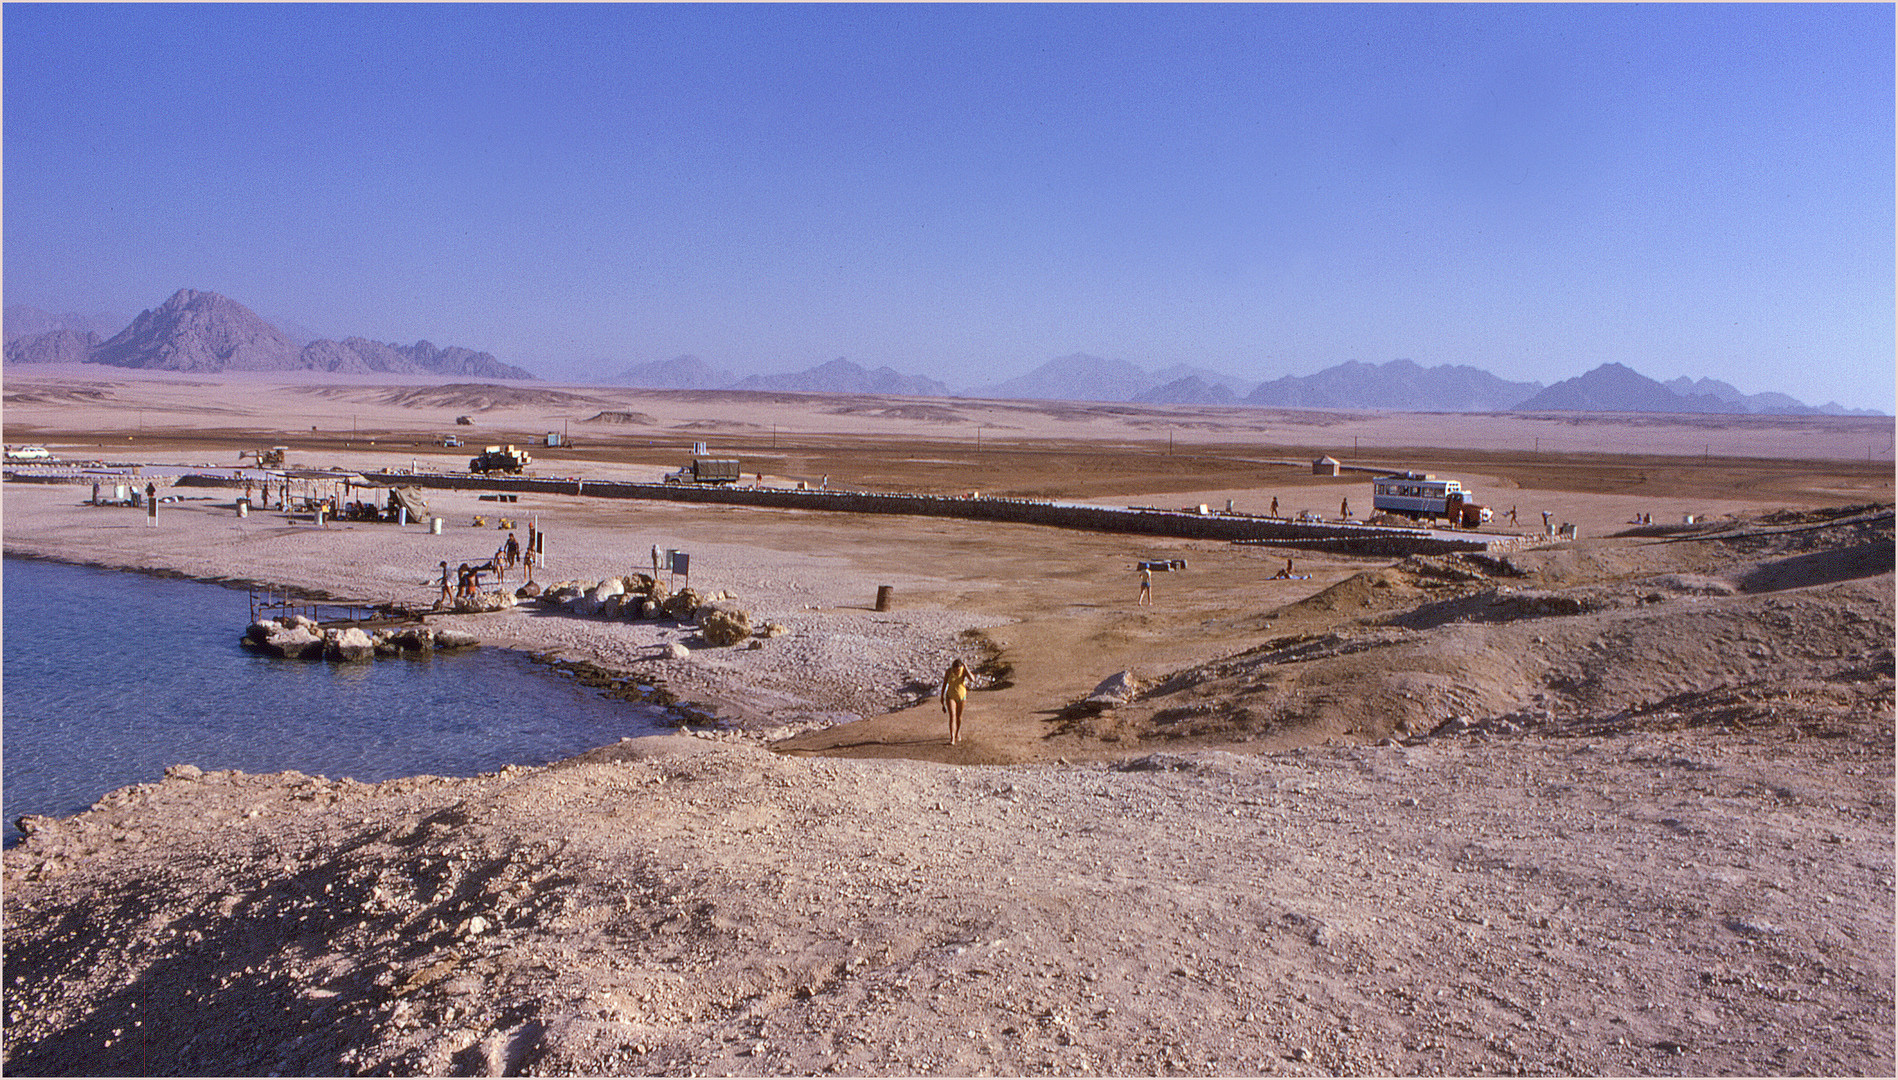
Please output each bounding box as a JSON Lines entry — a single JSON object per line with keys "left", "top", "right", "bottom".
{"left": 5, "top": 5, "right": 1891, "bottom": 411}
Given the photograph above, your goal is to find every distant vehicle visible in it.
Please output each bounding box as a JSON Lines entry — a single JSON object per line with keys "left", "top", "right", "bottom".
{"left": 1373, "top": 472, "right": 1492, "bottom": 527}
{"left": 1138, "top": 558, "right": 1188, "bottom": 572}
{"left": 238, "top": 446, "right": 287, "bottom": 467}
{"left": 455, "top": 415, "right": 474, "bottom": 425}
{"left": 470, "top": 444, "right": 531, "bottom": 474}
{"left": 4, "top": 445, "right": 53, "bottom": 462}
{"left": 439, "top": 435, "right": 462, "bottom": 447}
{"left": 663, "top": 458, "right": 742, "bottom": 485}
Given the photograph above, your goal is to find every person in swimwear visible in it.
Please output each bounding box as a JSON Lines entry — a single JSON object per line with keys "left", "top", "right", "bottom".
{"left": 940, "top": 659, "right": 972, "bottom": 746}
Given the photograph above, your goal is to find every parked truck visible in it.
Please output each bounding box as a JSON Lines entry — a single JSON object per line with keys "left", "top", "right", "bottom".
{"left": 663, "top": 458, "right": 742, "bottom": 485}
{"left": 239, "top": 446, "right": 287, "bottom": 467}
{"left": 470, "top": 444, "right": 532, "bottom": 474}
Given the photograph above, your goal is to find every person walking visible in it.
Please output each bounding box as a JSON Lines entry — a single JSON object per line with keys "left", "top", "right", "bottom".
{"left": 1341, "top": 496, "right": 1350, "bottom": 519}
{"left": 1270, "top": 496, "right": 1279, "bottom": 518}
{"left": 505, "top": 532, "right": 521, "bottom": 570}
{"left": 523, "top": 543, "right": 536, "bottom": 584}
{"left": 437, "top": 561, "right": 453, "bottom": 609}
{"left": 940, "top": 659, "right": 972, "bottom": 746}
{"left": 492, "top": 542, "right": 508, "bottom": 582}
{"left": 1137, "top": 565, "right": 1153, "bottom": 606}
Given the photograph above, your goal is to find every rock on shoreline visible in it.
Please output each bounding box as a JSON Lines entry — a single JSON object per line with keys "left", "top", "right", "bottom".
{"left": 242, "top": 615, "right": 480, "bottom": 661}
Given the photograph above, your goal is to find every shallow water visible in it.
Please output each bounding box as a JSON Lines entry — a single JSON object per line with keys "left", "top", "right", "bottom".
{"left": 2, "top": 556, "right": 667, "bottom": 844}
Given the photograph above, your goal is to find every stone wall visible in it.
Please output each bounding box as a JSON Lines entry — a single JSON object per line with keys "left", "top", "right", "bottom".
{"left": 364, "top": 472, "right": 1516, "bottom": 555}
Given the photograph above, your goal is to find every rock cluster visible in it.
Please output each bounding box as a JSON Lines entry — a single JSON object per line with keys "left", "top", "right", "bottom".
{"left": 242, "top": 616, "right": 478, "bottom": 661}
{"left": 443, "top": 589, "right": 517, "bottom": 614}
{"left": 532, "top": 576, "right": 762, "bottom": 648}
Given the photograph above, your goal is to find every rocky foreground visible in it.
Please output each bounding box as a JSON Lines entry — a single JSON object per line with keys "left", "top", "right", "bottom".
{"left": 5, "top": 708, "right": 1892, "bottom": 1077}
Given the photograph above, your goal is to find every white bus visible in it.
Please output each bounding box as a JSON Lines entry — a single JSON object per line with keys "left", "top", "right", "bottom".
{"left": 1372, "top": 472, "right": 1491, "bottom": 526}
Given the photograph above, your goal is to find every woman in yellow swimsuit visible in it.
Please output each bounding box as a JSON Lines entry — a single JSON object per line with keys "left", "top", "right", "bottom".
{"left": 940, "top": 659, "right": 971, "bottom": 746}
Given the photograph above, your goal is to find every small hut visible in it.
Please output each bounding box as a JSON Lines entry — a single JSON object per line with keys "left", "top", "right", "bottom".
{"left": 1312, "top": 455, "right": 1342, "bottom": 476}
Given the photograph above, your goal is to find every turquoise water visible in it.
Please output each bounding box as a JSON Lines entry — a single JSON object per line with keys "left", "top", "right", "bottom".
{"left": 2, "top": 556, "right": 667, "bottom": 844}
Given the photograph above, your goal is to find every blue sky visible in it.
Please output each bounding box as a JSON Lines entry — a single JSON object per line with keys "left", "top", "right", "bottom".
{"left": 5, "top": 3, "right": 1892, "bottom": 409}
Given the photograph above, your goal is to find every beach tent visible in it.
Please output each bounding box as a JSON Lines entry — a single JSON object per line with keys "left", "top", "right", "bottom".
{"left": 389, "top": 487, "right": 431, "bottom": 522}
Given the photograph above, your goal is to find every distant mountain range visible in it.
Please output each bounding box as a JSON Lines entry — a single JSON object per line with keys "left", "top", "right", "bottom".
{"left": 600, "top": 350, "right": 1878, "bottom": 415}
{"left": 8, "top": 292, "right": 1879, "bottom": 415}
{"left": 4, "top": 290, "right": 533, "bottom": 379}
{"left": 1244, "top": 358, "right": 1541, "bottom": 412}
{"left": 605, "top": 355, "right": 949, "bottom": 397}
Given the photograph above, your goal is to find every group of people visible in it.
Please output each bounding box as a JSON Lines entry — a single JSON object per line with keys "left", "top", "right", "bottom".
{"left": 436, "top": 531, "right": 529, "bottom": 607}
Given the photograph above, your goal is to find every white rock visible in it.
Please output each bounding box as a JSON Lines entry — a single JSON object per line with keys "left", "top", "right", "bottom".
{"left": 1086, "top": 670, "right": 1139, "bottom": 707}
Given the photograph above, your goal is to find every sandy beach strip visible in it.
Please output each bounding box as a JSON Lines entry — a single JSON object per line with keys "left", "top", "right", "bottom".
{"left": 1, "top": 479, "right": 1009, "bottom": 738}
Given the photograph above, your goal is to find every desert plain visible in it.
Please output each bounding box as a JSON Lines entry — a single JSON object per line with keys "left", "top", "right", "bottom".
{"left": 2, "top": 366, "right": 1893, "bottom": 1076}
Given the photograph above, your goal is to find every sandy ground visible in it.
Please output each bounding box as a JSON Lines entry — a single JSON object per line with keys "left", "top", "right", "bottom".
{"left": 3, "top": 371, "right": 1893, "bottom": 1076}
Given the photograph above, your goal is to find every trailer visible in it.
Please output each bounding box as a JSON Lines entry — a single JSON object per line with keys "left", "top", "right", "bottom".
{"left": 1372, "top": 472, "right": 1491, "bottom": 527}
{"left": 663, "top": 458, "right": 742, "bottom": 485}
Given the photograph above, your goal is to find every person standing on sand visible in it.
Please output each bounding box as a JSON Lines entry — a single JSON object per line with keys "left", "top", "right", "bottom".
{"left": 523, "top": 543, "right": 536, "bottom": 584}
{"left": 1509, "top": 506, "right": 1518, "bottom": 525}
{"left": 940, "top": 659, "right": 972, "bottom": 746}
{"left": 437, "top": 561, "right": 452, "bottom": 608}
{"left": 1341, "top": 496, "right": 1350, "bottom": 519}
{"left": 1271, "top": 496, "right": 1279, "bottom": 518}
{"left": 1137, "top": 565, "right": 1153, "bottom": 606}
{"left": 505, "top": 532, "right": 520, "bottom": 570}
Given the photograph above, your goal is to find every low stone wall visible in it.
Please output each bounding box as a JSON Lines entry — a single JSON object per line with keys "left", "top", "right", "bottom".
{"left": 364, "top": 471, "right": 1518, "bottom": 555}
